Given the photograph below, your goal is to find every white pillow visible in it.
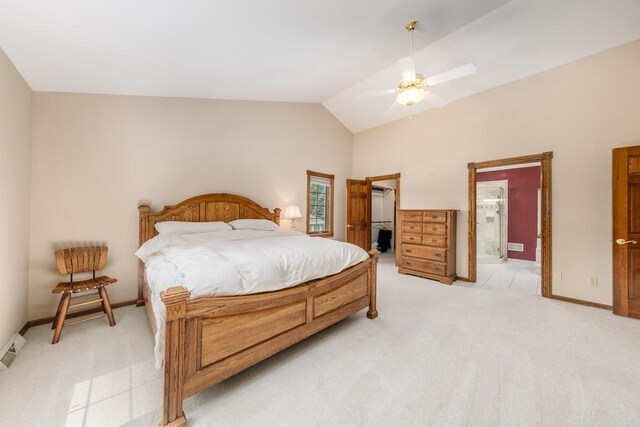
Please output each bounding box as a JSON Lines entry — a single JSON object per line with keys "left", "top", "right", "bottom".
{"left": 155, "top": 221, "right": 232, "bottom": 235}
{"left": 229, "top": 219, "right": 280, "bottom": 231}
{"left": 135, "top": 234, "right": 188, "bottom": 263}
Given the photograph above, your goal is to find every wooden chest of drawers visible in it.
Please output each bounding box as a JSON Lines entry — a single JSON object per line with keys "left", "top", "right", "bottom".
{"left": 398, "top": 209, "right": 457, "bottom": 284}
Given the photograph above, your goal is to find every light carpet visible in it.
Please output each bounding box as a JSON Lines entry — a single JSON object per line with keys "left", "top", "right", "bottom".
{"left": 1, "top": 254, "right": 639, "bottom": 426}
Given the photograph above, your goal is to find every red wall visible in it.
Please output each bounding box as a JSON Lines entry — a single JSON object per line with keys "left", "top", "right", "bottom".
{"left": 477, "top": 166, "right": 540, "bottom": 261}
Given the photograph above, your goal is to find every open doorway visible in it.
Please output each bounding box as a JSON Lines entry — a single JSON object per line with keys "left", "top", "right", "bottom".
{"left": 371, "top": 181, "right": 396, "bottom": 252}
{"left": 468, "top": 153, "right": 552, "bottom": 297}
{"left": 346, "top": 173, "right": 401, "bottom": 265}
{"left": 370, "top": 177, "right": 398, "bottom": 258}
{"left": 476, "top": 165, "right": 540, "bottom": 293}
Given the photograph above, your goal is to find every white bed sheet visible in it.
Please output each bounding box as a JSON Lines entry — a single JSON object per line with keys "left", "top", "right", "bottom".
{"left": 135, "top": 229, "right": 369, "bottom": 367}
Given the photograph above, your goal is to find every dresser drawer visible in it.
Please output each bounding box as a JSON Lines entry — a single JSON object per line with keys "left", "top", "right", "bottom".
{"left": 401, "top": 244, "right": 447, "bottom": 262}
{"left": 422, "top": 235, "right": 447, "bottom": 248}
{"left": 401, "top": 211, "right": 423, "bottom": 222}
{"left": 400, "top": 258, "right": 446, "bottom": 276}
{"left": 423, "top": 211, "right": 448, "bottom": 223}
{"left": 422, "top": 223, "right": 446, "bottom": 235}
{"left": 401, "top": 233, "right": 422, "bottom": 244}
{"left": 402, "top": 223, "right": 423, "bottom": 234}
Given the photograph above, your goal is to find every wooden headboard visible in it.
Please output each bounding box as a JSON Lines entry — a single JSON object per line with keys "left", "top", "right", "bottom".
{"left": 138, "top": 193, "right": 281, "bottom": 246}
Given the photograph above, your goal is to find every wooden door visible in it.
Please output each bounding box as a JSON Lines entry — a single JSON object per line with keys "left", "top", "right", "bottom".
{"left": 346, "top": 179, "right": 370, "bottom": 251}
{"left": 613, "top": 146, "right": 640, "bottom": 318}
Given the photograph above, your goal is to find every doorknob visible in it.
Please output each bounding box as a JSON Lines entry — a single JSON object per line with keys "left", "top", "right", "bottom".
{"left": 347, "top": 224, "right": 354, "bottom": 228}
{"left": 616, "top": 238, "right": 637, "bottom": 245}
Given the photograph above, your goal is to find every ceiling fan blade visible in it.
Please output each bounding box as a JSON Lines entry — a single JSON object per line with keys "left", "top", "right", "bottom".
{"left": 383, "top": 101, "right": 402, "bottom": 119}
{"left": 424, "top": 91, "right": 449, "bottom": 108}
{"left": 357, "top": 88, "right": 396, "bottom": 98}
{"left": 397, "top": 57, "right": 416, "bottom": 82}
{"left": 426, "top": 63, "right": 476, "bottom": 86}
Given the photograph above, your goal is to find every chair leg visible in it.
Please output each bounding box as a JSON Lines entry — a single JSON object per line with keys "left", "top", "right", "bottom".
{"left": 51, "top": 295, "right": 65, "bottom": 330}
{"left": 99, "top": 287, "right": 116, "bottom": 327}
{"left": 52, "top": 292, "right": 71, "bottom": 344}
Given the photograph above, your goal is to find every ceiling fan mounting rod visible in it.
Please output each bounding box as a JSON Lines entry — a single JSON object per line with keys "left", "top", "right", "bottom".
{"left": 405, "top": 20, "right": 417, "bottom": 58}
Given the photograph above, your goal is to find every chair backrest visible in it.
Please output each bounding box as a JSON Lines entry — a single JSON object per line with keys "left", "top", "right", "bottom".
{"left": 55, "top": 246, "right": 109, "bottom": 275}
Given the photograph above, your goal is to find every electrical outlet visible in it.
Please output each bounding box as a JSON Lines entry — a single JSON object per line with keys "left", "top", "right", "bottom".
{"left": 588, "top": 277, "right": 598, "bottom": 287}
{"left": 553, "top": 271, "right": 562, "bottom": 280}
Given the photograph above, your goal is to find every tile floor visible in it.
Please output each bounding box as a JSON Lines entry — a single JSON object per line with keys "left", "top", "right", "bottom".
{"left": 476, "top": 259, "right": 541, "bottom": 294}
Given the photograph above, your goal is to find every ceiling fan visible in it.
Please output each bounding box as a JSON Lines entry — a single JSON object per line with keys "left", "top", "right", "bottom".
{"left": 361, "top": 20, "right": 476, "bottom": 112}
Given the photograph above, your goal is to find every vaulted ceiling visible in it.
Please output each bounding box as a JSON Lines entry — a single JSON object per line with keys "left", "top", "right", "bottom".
{"left": 1, "top": 0, "right": 639, "bottom": 133}
{"left": 324, "top": 0, "right": 640, "bottom": 132}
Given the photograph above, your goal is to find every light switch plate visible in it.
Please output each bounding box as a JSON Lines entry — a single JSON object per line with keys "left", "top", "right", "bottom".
{"left": 553, "top": 271, "right": 562, "bottom": 280}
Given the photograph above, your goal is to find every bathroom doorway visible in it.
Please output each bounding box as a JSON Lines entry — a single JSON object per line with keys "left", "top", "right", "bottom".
{"left": 475, "top": 166, "right": 541, "bottom": 294}
{"left": 468, "top": 152, "right": 553, "bottom": 298}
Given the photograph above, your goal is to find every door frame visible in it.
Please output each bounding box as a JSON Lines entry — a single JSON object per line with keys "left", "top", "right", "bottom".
{"left": 366, "top": 173, "right": 401, "bottom": 265}
{"left": 468, "top": 152, "right": 553, "bottom": 297}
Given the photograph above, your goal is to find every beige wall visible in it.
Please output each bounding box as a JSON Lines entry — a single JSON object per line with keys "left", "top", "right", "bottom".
{"left": 354, "top": 40, "right": 640, "bottom": 305}
{"left": 19, "top": 38, "right": 640, "bottom": 320}
{"left": 0, "top": 48, "right": 32, "bottom": 345}
{"left": 29, "top": 93, "right": 352, "bottom": 320}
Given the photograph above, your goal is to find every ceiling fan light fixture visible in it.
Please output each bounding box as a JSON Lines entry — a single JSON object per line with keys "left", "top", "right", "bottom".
{"left": 357, "top": 19, "right": 473, "bottom": 113}
{"left": 396, "top": 87, "right": 426, "bottom": 106}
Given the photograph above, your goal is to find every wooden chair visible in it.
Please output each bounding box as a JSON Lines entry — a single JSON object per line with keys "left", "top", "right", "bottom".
{"left": 51, "top": 246, "right": 117, "bottom": 344}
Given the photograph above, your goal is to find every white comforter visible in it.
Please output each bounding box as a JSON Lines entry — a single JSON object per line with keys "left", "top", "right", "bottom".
{"left": 135, "top": 230, "right": 369, "bottom": 367}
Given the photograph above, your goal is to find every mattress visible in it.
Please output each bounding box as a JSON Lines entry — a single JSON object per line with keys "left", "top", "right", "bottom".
{"left": 135, "top": 229, "right": 370, "bottom": 367}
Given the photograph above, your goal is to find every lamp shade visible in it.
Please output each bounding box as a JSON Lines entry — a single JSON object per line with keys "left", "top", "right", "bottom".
{"left": 284, "top": 205, "right": 302, "bottom": 219}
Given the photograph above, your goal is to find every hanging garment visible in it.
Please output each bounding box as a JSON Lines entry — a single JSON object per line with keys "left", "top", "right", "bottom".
{"left": 377, "top": 229, "right": 392, "bottom": 252}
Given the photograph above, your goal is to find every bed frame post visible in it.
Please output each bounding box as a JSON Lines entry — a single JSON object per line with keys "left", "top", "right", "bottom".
{"left": 367, "top": 250, "right": 379, "bottom": 319}
{"left": 137, "top": 205, "right": 151, "bottom": 306}
{"left": 160, "top": 286, "right": 191, "bottom": 427}
{"left": 274, "top": 207, "right": 282, "bottom": 225}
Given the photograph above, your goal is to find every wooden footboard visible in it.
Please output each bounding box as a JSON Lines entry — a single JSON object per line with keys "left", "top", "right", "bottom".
{"left": 158, "top": 251, "right": 379, "bottom": 427}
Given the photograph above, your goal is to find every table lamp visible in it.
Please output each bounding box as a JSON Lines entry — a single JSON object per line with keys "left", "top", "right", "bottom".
{"left": 284, "top": 205, "right": 302, "bottom": 231}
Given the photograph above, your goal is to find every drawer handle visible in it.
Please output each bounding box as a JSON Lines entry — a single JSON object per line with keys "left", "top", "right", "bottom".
{"left": 435, "top": 254, "right": 442, "bottom": 257}
{"left": 431, "top": 239, "right": 437, "bottom": 243}
{"left": 406, "top": 249, "right": 412, "bottom": 253}
{"left": 432, "top": 227, "right": 437, "bottom": 231}
{"left": 435, "top": 267, "right": 441, "bottom": 271}
{"left": 406, "top": 262, "right": 412, "bottom": 266}
{"left": 432, "top": 215, "right": 438, "bottom": 219}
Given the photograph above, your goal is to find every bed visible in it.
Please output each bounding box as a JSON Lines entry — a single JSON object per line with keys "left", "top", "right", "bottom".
{"left": 136, "top": 193, "right": 379, "bottom": 427}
